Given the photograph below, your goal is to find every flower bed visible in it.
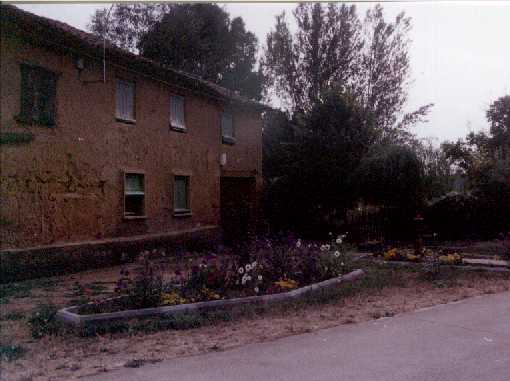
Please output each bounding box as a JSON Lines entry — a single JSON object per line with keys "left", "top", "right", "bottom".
{"left": 57, "top": 234, "right": 364, "bottom": 328}
{"left": 379, "top": 247, "right": 463, "bottom": 265}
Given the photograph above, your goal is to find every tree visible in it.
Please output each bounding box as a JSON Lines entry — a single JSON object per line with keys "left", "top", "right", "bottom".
{"left": 89, "top": 4, "right": 262, "bottom": 99}
{"left": 262, "top": 3, "right": 362, "bottom": 113}
{"left": 89, "top": 3, "right": 172, "bottom": 52}
{"left": 264, "top": 89, "right": 375, "bottom": 236}
{"left": 356, "top": 144, "right": 423, "bottom": 209}
{"left": 486, "top": 95, "right": 510, "bottom": 160}
{"left": 261, "top": 3, "right": 432, "bottom": 142}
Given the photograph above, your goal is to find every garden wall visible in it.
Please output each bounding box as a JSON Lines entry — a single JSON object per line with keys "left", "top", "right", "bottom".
{"left": 0, "top": 225, "right": 221, "bottom": 283}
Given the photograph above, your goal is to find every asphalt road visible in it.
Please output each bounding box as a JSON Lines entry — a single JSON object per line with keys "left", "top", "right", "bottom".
{"left": 83, "top": 291, "right": 510, "bottom": 381}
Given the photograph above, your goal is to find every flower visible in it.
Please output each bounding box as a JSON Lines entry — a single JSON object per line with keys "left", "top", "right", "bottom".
{"left": 341, "top": 262, "right": 345, "bottom": 266}
{"left": 252, "top": 261, "right": 257, "bottom": 268}
{"left": 324, "top": 244, "right": 330, "bottom": 251}
{"left": 336, "top": 237, "right": 343, "bottom": 244}
{"left": 334, "top": 251, "right": 341, "bottom": 258}
{"left": 258, "top": 275, "right": 263, "bottom": 281}
{"left": 245, "top": 264, "right": 252, "bottom": 272}
{"left": 296, "top": 239, "right": 302, "bottom": 248}
{"left": 254, "top": 287, "right": 259, "bottom": 293}
{"left": 238, "top": 267, "right": 244, "bottom": 274}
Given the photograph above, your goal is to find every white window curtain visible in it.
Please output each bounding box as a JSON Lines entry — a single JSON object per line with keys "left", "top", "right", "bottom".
{"left": 221, "top": 112, "right": 233, "bottom": 138}
{"left": 170, "top": 95, "right": 185, "bottom": 129}
{"left": 116, "top": 80, "right": 135, "bottom": 121}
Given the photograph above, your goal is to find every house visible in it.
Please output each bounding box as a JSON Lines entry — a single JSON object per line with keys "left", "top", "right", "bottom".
{"left": 0, "top": 5, "right": 265, "bottom": 280}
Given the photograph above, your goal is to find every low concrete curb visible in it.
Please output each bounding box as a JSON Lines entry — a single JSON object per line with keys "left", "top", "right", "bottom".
{"left": 57, "top": 269, "right": 365, "bottom": 328}
{"left": 381, "top": 259, "right": 510, "bottom": 272}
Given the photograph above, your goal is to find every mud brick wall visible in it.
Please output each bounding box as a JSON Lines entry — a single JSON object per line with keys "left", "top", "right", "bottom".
{"left": 0, "top": 27, "right": 262, "bottom": 254}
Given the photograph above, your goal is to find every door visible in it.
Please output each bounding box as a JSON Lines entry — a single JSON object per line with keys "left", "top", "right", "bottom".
{"left": 220, "top": 177, "right": 256, "bottom": 245}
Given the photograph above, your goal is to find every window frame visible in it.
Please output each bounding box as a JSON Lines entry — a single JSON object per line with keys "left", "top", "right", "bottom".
{"left": 115, "top": 78, "right": 136, "bottom": 124}
{"left": 170, "top": 94, "right": 186, "bottom": 132}
{"left": 17, "top": 63, "right": 58, "bottom": 127}
{"left": 123, "top": 171, "right": 146, "bottom": 219}
{"left": 221, "top": 111, "right": 235, "bottom": 145}
{"left": 173, "top": 175, "right": 192, "bottom": 217}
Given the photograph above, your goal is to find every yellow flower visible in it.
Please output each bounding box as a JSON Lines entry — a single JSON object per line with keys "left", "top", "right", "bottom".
{"left": 274, "top": 278, "right": 298, "bottom": 290}
{"left": 161, "top": 291, "right": 187, "bottom": 306}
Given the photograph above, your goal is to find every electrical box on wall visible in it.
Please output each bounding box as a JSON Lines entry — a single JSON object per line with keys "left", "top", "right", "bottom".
{"left": 220, "top": 152, "right": 227, "bottom": 166}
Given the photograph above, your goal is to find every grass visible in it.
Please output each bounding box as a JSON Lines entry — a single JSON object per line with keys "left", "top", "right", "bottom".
{"left": 0, "top": 344, "right": 26, "bottom": 362}
{"left": 0, "top": 277, "right": 58, "bottom": 304}
{"left": 0, "top": 311, "right": 25, "bottom": 321}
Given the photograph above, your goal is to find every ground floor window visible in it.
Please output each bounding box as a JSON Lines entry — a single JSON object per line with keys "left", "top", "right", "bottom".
{"left": 124, "top": 172, "right": 145, "bottom": 218}
{"left": 174, "top": 175, "right": 191, "bottom": 215}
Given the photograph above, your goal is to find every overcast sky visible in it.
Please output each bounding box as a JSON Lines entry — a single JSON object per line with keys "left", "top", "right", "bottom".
{"left": 16, "top": 1, "right": 510, "bottom": 143}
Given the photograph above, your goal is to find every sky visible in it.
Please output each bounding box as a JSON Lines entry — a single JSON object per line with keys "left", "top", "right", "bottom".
{"left": 15, "top": 1, "right": 510, "bottom": 143}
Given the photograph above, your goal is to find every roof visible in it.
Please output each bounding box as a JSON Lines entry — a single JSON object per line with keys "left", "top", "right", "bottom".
{"left": 0, "top": 4, "right": 268, "bottom": 110}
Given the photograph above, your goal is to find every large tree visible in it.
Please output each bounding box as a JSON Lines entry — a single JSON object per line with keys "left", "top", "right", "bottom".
{"left": 264, "top": 89, "right": 375, "bottom": 236}
{"left": 261, "top": 3, "right": 432, "bottom": 142}
{"left": 89, "top": 4, "right": 262, "bottom": 99}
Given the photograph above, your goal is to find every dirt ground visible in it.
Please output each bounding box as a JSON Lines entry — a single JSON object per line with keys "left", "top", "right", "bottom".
{"left": 1, "top": 258, "right": 510, "bottom": 381}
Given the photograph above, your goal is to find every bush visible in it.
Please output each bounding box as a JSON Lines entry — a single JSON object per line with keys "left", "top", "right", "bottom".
{"left": 115, "top": 251, "right": 163, "bottom": 309}
{"left": 28, "top": 304, "right": 60, "bottom": 339}
{"left": 426, "top": 187, "right": 510, "bottom": 240}
{"left": 0, "top": 344, "right": 26, "bottom": 362}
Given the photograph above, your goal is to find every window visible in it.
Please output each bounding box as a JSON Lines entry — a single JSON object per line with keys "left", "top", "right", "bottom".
{"left": 221, "top": 112, "right": 235, "bottom": 144}
{"left": 124, "top": 172, "right": 145, "bottom": 218}
{"left": 116, "top": 79, "right": 135, "bottom": 122}
{"left": 170, "top": 95, "right": 186, "bottom": 131}
{"left": 173, "top": 176, "right": 191, "bottom": 215}
{"left": 19, "top": 64, "right": 57, "bottom": 126}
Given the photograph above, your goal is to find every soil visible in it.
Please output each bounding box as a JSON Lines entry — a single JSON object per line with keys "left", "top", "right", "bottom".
{"left": 1, "top": 256, "right": 510, "bottom": 381}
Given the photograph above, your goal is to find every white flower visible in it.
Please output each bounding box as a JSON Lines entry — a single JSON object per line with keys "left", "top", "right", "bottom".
{"left": 336, "top": 237, "right": 343, "bottom": 244}
{"left": 252, "top": 261, "right": 257, "bottom": 268}
{"left": 246, "top": 275, "right": 252, "bottom": 281}
{"left": 328, "top": 232, "right": 332, "bottom": 236}
{"left": 320, "top": 245, "right": 327, "bottom": 252}
{"left": 341, "top": 262, "right": 345, "bottom": 266}
{"left": 258, "top": 275, "right": 263, "bottom": 281}
{"left": 245, "top": 264, "right": 252, "bottom": 272}
{"left": 324, "top": 244, "right": 330, "bottom": 251}
{"left": 241, "top": 274, "right": 248, "bottom": 285}
{"left": 334, "top": 251, "right": 340, "bottom": 258}
{"left": 254, "top": 287, "right": 259, "bottom": 293}
{"left": 238, "top": 267, "right": 244, "bottom": 274}
{"left": 296, "top": 239, "right": 302, "bottom": 248}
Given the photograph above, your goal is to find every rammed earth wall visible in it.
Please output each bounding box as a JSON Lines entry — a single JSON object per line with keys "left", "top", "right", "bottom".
{"left": 0, "top": 6, "right": 263, "bottom": 274}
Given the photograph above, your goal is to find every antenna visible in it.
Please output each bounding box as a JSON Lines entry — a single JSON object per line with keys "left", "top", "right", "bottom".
{"left": 103, "top": 4, "right": 114, "bottom": 83}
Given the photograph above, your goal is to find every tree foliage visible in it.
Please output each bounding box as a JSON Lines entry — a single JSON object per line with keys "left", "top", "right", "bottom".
{"left": 261, "top": 3, "right": 432, "bottom": 142}
{"left": 264, "top": 90, "right": 375, "bottom": 236}
{"left": 356, "top": 144, "right": 423, "bottom": 209}
{"left": 89, "top": 4, "right": 262, "bottom": 99}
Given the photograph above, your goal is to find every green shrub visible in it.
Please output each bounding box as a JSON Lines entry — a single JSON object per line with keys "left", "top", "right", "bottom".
{"left": 28, "top": 304, "right": 60, "bottom": 339}
{"left": 0, "top": 344, "right": 26, "bottom": 362}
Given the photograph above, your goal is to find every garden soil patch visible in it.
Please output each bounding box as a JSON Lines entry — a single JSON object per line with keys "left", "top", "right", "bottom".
{"left": 1, "top": 262, "right": 510, "bottom": 381}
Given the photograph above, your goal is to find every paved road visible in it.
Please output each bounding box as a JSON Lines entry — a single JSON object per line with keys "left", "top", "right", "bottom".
{"left": 84, "top": 291, "right": 510, "bottom": 381}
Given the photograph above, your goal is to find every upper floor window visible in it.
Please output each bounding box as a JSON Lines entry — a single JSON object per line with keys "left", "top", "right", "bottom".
{"left": 221, "top": 112, "right": 235, "bottom": 144}
{"left": 19, "top": 64, "right": 57, "bottom": 126}
{"left": 116, "top": 79, "right": 135, "bottom": 123}
{"left": 170, "top": 95, "right": 186, "bottom": 131}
